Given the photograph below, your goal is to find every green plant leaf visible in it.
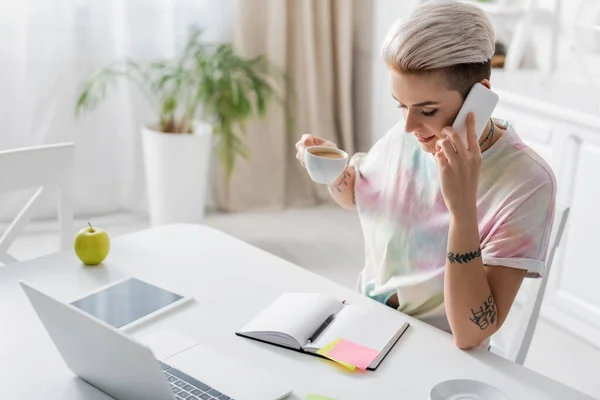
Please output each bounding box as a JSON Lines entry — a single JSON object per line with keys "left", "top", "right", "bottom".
{"left": 74, "top": 29, "right": 292, "bottom": 178}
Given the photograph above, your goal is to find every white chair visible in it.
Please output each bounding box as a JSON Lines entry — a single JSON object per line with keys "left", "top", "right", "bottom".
{"left": 0, "top": 143, "right": 75, "bottom": 265}
{"left": 490, "top": 205, "right": 571, "bottom": 365}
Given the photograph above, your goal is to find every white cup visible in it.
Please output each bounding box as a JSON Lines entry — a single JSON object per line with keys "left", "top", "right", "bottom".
{"left": 304, "top": 146, "right": 349, "bottom": 184}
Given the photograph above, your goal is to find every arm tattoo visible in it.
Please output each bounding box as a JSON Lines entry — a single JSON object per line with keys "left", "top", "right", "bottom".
{"left": 447, "top": 248, "right": 481, "bottom": 264}
{"left": 352, "top": 190, "right": 356, "bottom": 205}
{"left": 469, "top": 294, "right": 497, "bottom": 330}
{"left": 334, "top": 170, "right": 351, "bottom": 193}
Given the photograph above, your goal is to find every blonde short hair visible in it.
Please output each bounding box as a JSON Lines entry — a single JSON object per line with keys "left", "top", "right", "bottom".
{"left": 382, "top": 0, "right": 495, "bottom": 97}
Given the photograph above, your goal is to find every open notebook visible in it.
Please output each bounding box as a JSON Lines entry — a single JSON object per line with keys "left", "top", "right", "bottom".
{"left": 236, "top": 293, "right": 409, "bottom": 370}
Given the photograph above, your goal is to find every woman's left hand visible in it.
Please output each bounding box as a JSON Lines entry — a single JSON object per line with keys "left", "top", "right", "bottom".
{"left": 435, "top": 112, "right": 482, "bottom": 217}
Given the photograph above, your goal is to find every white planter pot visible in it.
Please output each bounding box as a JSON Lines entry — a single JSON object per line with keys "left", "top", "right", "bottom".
{"left": 141, "top": 121, "right": 212, "bottom": 226}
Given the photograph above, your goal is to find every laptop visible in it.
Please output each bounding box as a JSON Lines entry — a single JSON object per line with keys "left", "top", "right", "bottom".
{"left": 20, "top": 281, "right": 292, "bottom": 400}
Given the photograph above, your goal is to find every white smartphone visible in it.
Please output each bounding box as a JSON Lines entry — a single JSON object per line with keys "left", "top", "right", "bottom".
{"left": 451, "top": 82, "right": 499, "bottom": 148}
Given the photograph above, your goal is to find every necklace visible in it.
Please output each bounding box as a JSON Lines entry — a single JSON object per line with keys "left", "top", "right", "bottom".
{"left": 479, "top": 118, "right": 494, "bottom": 151}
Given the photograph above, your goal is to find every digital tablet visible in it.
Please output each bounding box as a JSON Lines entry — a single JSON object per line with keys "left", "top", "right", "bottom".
{"left": 70, "top": 277, "right": 192, "bottom": 331}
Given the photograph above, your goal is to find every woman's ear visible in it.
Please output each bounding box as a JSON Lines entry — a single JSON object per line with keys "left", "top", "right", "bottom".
{"left": 480, "top": 79, "right": 491, "bottom": 90}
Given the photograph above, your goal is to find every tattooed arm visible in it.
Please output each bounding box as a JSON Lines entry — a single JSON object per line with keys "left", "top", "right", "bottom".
{"left": 435, "top": 116, "right": 527, "bottom": 349}
{"left": 327, "top": 167, "right": 356, "bottom": 211}
{"left": 444, "top": 207, "right": 526, "bottom": 349}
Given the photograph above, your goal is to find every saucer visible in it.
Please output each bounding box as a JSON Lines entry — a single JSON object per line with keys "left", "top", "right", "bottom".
{"left": 430, "top": 379, "right": 510, "bottom": 400}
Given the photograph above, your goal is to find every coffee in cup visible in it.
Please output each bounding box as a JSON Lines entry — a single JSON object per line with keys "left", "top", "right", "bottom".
{"left": 307, "top": 149, "right": 345, "bottom": 159}
{"left": 304, "top": 146, "right": 348, "bottom": 185}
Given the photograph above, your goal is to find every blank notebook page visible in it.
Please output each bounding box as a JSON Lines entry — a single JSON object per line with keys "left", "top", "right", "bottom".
{"left": 239, "top": 293, "right": 344, "bottom": 346}
{"left": 306, "top": 305, "right": 407, "bottom": 352}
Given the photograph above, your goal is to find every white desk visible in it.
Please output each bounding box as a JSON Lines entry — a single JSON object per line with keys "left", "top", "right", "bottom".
{"left": 0, "top": 224, "right": 594, "bottom": 400}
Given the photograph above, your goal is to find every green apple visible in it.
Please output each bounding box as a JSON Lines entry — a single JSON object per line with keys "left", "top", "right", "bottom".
{"left": 74, "top": 223, "right": 110, "bottom": 265}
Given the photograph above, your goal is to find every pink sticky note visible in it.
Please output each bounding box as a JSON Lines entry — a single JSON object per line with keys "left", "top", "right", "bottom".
{"left": 325, "top": 339, "right": 380, "bottom": 370}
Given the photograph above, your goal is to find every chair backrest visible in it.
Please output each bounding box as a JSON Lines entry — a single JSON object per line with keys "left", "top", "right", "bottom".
{"left": 503, "top": 205, "right": 570, "bottom": 365}
{"left": 0, "top": 143, "right": 75, "bottom": 265}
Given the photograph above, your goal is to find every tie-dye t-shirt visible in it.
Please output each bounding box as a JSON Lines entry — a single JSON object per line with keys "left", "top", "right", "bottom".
{"left": 351, "top": 120, "right": 556, "bottom": 333}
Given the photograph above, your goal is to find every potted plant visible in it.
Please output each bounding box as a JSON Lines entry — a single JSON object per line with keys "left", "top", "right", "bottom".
{"left": 76, "top": 29, "right": 286, "bottom": 225}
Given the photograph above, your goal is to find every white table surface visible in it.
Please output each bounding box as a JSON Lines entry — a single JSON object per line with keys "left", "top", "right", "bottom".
{"left": 0, "top": 224, "right": 594, "bottom": 400}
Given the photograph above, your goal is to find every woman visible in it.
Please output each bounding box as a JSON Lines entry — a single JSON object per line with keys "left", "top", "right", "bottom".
{"left": 295, "top": 0, "right": 555, "bottom": 350}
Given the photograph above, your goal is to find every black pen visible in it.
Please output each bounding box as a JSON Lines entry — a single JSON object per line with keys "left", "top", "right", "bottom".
{"left": 307, "top": 314, "right": 335, "bottom": 344}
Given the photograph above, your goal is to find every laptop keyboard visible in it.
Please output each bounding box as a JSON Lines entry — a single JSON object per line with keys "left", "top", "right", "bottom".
{"left": 161, "top": 362, "right": 234, "bottom": 400}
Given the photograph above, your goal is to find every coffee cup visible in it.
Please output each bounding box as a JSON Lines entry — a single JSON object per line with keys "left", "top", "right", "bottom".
{"left": 304, "top": 146, "right": 348, "bottom": 184}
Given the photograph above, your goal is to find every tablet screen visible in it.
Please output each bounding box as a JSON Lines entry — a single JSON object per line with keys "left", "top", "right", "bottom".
{"left": 71, "top": 278, "right": 184, "bottom": 329}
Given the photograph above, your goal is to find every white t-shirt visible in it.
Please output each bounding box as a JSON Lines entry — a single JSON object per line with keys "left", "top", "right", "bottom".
{"left": 352, "top": 120, "right": 556, "bottom": 333}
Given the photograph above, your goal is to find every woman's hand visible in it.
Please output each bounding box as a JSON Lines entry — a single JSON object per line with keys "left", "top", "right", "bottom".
{"left": 435, "top": 113, "right": 482, "bottom": 217}
{"left": 295, "top": 134, "right": 337, "bottom": 167}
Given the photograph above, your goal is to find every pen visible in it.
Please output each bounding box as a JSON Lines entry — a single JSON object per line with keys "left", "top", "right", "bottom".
{"left": 307, "top": 314, "right": 335, "bottom": 344}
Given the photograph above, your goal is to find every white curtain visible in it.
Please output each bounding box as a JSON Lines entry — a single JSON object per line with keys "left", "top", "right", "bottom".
{"left": 0, "top": 0, "right": 233, "bottom": 221}
{"left": 219, "top": 0, "right": 356, "bottom": 212}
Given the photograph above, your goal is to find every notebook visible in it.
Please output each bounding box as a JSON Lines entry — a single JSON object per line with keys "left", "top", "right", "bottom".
{"left": 235, "top": 293, "right": 409, "bottom": 370}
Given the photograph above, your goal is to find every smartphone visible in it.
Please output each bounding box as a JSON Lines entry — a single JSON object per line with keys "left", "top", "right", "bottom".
{"left": 451, "top": 82, "right": 499, "bottom": 148}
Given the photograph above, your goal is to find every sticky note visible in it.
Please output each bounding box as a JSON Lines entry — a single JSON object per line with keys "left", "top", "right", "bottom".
{"left": 305, "top": 394, "right": 337, "bottom": 400}
{"left": 317, "top": 338, "right": 356, "bottom": 370}
{"left": 317, "top": 338, "right": 341, "bottom": 354}
{"left": 325, "top": 338, "right": 380, "bottom": 370}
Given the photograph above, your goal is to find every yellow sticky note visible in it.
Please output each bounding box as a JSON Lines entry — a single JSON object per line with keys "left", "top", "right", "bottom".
{"left": 305, "top": 394, "right": 337, "bottom": 400}
{"left": 317, "top": 338, "right": 341, "bottom": 355}
{"left": 317, "top": 338, "right": 356, "bottom": 371}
